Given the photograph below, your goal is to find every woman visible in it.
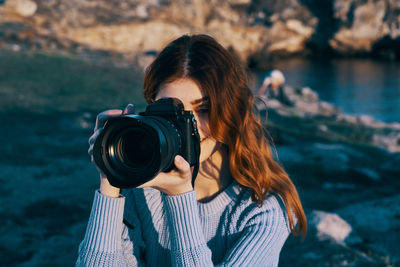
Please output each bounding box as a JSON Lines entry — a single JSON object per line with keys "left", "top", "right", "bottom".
{"left": 77, "top": 34, "right": 306, "bottom": 266}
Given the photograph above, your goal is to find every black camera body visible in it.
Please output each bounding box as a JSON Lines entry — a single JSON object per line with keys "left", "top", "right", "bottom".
{"left": 93, "top": 98, "right": 201, "bottom": 188}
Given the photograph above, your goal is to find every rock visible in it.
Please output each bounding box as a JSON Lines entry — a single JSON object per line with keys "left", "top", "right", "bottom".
{"left": 229, "top": 0, "right": 251, "bottom": 5}
{"left": 373, "top": 132, "right": 400, "bottom": 153}
{"left": 270, "top": 86, "right": 339, "bottom": 117}
{"left": 4, "top": 0, "right": 37, "bottom": 17}
{"left": 381, "top": 152, "right": 400, "bottom": 173}
{"left": 357, "top": 114, "right": 375, "bottom": 125}
{"left": 266, "top": 20, "right": 314, "bottom": 55}
{"left": 337, "top": 113, "right": 358, "bottom": 124}
{"left": 64, "top": 21, "right": 191, "bottom": 55}
{"left": 293, "top": 101, "right": 319, "bottom": 115}
{"left": 303, "top": 142, "right": 351, "bottom": 172}
{"left": 336, "top": 195, "right": 400, "bottom": 260}
{"left": 2, "top": 0, "right": 400, "bottom": 60}
{"left": 300, "top": 87, "right": 319, "bottom": 102}
{"left": 261, "top": 85, "right": 400, "bottom": 153}
{"left": 317, "top": 101, "right": 340, "bottom": 117}
{"left": 322, "top": 183, "right": 356, "bottom": 190}
{"left": 330, "top": 0, "right": 390, "bottom": 54}
{"left": 206, "top": 21, "right": 268, "bottom": 62}
{"left": 310, "top": 210, "right": 352, "bottom": 244}
{"left": 338, "top": 193, "right": 400, "bottom": 233}
{"left": 352, "top": 167, "right": 381, "bottom": 181}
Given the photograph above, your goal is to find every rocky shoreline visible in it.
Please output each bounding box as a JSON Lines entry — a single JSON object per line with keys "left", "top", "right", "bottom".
{"left": 256, "top": 86, "right": 400, "bottom": 153}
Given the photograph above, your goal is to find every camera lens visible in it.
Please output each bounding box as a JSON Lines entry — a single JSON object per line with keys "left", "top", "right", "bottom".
{"left": 93, "top": 115, "right": 183, "bottom": 188}
{"left": 117, "top": 128, "right": 156, "bottom": 168}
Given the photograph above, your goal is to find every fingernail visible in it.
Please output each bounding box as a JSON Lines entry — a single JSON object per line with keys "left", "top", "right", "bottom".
{"left": 124, "top": 104, "right": 135, "bottom": 114}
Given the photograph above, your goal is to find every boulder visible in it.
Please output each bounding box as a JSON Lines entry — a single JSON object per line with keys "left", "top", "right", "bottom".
{"left": 0, "top": 0, "right": 37, "bottom": 18}
{"left": 330, "top": 0, "right": 397, "bottom": 55}
{"left": 336, "top": 194, "right": 400, "bottom": 260}
{"left": 309, "top": 210, "right": 352, "bottom": 244}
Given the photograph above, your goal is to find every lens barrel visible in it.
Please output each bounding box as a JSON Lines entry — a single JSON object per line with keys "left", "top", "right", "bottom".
{"left": 93, "top": 115, "right": 182, "bottom": 188}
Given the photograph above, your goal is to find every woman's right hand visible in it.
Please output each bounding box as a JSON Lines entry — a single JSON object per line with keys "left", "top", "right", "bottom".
{"left": 88, "top": 104, "right": 135, "bottom": 197}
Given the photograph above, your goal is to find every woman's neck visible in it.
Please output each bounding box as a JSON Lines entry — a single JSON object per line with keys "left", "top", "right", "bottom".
{"left": 194, "top": 145, "right": 233, "bottom": 202}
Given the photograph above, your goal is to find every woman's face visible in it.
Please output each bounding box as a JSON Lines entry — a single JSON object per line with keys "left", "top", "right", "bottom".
{"left": 155, "top": 78, "right": 218, "bottom": 163}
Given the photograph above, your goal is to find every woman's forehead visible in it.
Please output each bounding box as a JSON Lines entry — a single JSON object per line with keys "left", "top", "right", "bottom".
{"left": 156, "top": 78, "right": 208, "bottom": 107}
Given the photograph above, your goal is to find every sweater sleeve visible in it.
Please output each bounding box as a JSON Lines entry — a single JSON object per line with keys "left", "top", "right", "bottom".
{"left": 163, "top": 191, "right": 290, "bottom": 267}
{"left": 76, "top": 190, "right": 143, "bottom": 267}
{"left": 163, "top": 191, "right": 214, "bottom": 267}
{"left": 217, "top": 198, "right": 290, "bottom": 267}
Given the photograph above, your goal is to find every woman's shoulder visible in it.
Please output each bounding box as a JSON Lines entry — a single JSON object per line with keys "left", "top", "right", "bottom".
{"left": 230, "top": 181, "right": 286, "bottom": 211}
{"left": 229, "top": 185, "right": 290, "bottom": 231}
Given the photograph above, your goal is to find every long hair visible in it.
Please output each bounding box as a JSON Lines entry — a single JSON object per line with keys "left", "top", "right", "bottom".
{"left": 143, "top": 34, "right": 306, "bottom": 237}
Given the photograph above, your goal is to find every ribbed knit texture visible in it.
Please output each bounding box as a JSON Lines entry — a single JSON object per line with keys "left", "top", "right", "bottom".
{"left": 76, "top": 181, "right": 291, "bottom": 267}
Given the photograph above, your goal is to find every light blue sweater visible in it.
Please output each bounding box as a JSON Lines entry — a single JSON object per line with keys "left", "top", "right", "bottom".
{"left": 76, "top": 181, "right": 290, "bottom": 266}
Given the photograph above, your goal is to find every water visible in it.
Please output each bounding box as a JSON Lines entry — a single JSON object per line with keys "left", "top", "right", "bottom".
{"left": 257, "top": 58, "right": 400, "bottom": 123}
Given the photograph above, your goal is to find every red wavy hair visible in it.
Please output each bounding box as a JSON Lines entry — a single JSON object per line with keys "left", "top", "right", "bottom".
{"left": 143, "top": 34, "right": 306, "bottom": 237}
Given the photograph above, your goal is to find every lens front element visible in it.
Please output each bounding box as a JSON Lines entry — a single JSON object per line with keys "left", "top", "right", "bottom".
{"left": 117, "top": 128, "right": 156, "bottom": 168}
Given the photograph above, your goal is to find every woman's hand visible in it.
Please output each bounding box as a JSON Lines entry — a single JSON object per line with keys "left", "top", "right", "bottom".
{"left": 88, "top": 104, "right": 135, "bottom": 197}
{"left": 138, "top": 155, "right": 194, "bottom": 196}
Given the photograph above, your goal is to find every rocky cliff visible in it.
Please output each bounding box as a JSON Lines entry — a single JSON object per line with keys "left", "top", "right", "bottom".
{"left": 1, "top": 0, "right": 400, "bottom": 68}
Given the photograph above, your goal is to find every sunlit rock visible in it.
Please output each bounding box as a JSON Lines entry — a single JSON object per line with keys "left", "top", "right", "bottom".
{"left": 300, "top": 87, "right": 319, "bottom": 102}
{"left": 0, "top": 0, "right": 37, "bottom": 19}
{"left": 267, "top": 20, "right": 314, "bottom": 55}
{"left": 330, "top": 0, "right": 390, "bottom": 53}
{"left": 13, "top": 0, "right": 37, "bottom": 17}
{"left": 64, "top": 21, "right": 190, "bottom": 54}
{"left": 310, "top": 210, "right": 352, "bottom": 244}
{"left": 373, "top": 132, "right": 400, "bottom": 153}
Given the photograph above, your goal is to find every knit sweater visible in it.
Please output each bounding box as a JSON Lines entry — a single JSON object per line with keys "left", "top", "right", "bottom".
{"left": 76, "top": 180, "right": 291, "bottom": 266}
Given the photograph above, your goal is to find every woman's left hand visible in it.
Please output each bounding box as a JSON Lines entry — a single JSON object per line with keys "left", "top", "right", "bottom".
{"left": 137, "top": 155, "right": 193, "bottom": 195}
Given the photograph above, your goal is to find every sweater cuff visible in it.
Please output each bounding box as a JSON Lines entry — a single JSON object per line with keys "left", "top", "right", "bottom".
{"left": 163, "top": 191, "right": 206, "bottom": 251}
{"left": 83, "top": 190, "right": 125, "bottom": 252}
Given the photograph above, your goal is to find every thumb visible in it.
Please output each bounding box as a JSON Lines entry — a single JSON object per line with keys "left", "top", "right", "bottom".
{"left": 174, "top": 155, "right": 191, "bottom": 176}
{"left": 123, "top": 103, "right": 135, "bottom": 115}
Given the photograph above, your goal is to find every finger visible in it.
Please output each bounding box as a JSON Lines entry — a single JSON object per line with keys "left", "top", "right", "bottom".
{"left": 174, "top": 155, "right": 191, "bottom": 177}
{"left": 88, "top": 128, "right": 101, "bottom": 146}
{"left": 95, "top": 109, "right": 123, "bottom": 130}
{"left": 123, "top": 104, "right": 135, "bottom": 115}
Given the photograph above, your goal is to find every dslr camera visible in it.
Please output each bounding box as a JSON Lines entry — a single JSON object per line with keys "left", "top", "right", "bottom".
{"left": 93, "top": 98, "right": 201, "bottom": 188}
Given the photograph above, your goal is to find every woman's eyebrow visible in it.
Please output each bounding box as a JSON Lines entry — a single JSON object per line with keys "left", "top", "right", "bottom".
{"left": 190, "top": 97, "right": 209, "bottom": 105}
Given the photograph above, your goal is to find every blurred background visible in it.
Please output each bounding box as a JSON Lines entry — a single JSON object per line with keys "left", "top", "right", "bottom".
{"left": 0, "top": 0, "right": 399, "bottom": 266}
